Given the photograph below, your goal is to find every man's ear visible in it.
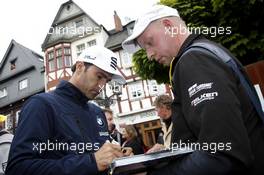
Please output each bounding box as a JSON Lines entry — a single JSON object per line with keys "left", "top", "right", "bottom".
{"left": 161, "top": 18, "right": 173, "bottom": 29}
{"left": 75, "top": 61, "right": 84, "bottom": 73}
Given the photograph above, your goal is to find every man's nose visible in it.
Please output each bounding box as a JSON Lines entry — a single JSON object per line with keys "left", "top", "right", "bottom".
{"left": 156, "top": 109, "right": 162, "bottom": 116}
{"left": 98, "top": 80, "right": 107, "bottom": 92}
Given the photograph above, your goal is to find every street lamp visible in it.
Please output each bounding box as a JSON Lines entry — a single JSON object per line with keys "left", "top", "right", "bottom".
{"left": 95, "top": 82, "right": 122, "bottom": 108}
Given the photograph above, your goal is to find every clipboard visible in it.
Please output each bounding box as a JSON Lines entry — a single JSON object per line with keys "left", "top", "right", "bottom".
{"left": 109, "top": 148, "right": 193, "bottom": 174}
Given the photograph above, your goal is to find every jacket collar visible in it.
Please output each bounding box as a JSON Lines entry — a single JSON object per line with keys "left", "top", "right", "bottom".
{"left": 169, "top": 34, "right": 203, "bottom": 84}
{"left": 55, "top": 80, "right": 89, "bottom": 106}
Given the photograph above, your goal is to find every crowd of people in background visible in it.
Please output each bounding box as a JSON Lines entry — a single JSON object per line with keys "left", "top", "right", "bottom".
{"left": 103, "top": 94, "right": 174, "bottom": 155}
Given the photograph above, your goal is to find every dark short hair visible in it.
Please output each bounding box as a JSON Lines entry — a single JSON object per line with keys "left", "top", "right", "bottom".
{"left": 154, "top": 94, "right": 172, "bottom": 109}
{"left": 71, "top": 62, "right": 92, "bottom": 72}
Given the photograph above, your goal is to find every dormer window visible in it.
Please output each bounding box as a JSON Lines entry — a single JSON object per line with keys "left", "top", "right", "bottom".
{"left": 75, "top": 19, "right": 83, "bottom": 28}
{"left": 66, "top": 4, "right": 71, "bottom": 11}
{"left": 10, "top": 57, "right": 17, "bottom": 70}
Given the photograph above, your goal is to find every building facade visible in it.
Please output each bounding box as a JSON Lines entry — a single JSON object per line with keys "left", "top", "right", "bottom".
{"left": 105, "top": 20, "right": 173, "bottom": 147}
{"left": 41, "top": 0, "right": 172, "bottom": 148}
{"left": 41, "top": 0, "right": 109, "bottom": 91}
{"left": 0, "top": 40, "right": 45, "bottom": 133}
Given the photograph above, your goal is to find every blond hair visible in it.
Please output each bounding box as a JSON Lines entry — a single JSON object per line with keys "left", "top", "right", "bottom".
{"left": 124, "top": 125, "right": 138, "bottom": 139}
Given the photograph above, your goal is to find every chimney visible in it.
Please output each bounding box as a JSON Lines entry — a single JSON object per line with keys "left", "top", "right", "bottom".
{"left": 114, "top": 11, "right": 123, "bottom": 32}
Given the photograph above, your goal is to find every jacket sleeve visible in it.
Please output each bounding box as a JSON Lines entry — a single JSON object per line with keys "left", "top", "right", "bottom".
{"left": 149, "top": 50, "right": 253, "bottom": 175}
{"left": 6, "top": 97, "right": 100, "bottom": 175}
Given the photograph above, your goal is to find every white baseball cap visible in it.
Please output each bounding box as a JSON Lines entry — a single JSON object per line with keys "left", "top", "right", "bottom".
{"left": 122, "top": 5, "right": 180, "bottom": 53}
{"left": 75, "top": 46, "right": 126, "bottom": 85}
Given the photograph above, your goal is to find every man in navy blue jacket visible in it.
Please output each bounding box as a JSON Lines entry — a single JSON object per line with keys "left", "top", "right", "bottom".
{"left": 6, "top": 46, "right": 128, "bottom": 175}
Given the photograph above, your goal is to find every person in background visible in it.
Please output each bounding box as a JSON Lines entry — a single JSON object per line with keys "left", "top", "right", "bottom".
{"left": 103, "top": 108, "right": 123, "bottom": 145}
{"left": 0, "top": 115, "right": 13, "bottom": 175}
{"left": 122, "top": 125, "right": 144, "bottom": 155}
{"left": 147, "top": 95, "right": 172, "bottom": 153}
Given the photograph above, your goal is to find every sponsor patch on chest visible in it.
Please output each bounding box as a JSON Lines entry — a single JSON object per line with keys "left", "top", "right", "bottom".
{"left": 188, "top": 82, "right": 213, "bottom": 97}
{"left": 191, "top": 92, "right": 218, "bottom": 106}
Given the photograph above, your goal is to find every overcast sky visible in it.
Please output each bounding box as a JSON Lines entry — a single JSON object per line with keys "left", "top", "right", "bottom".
{"left": 0, "top": 0, "right": 158, "bottom": 62}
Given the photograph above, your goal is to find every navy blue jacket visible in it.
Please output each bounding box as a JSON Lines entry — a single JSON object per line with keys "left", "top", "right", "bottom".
{"left": 6, "top": 81, "right": 110, "bottom": 175}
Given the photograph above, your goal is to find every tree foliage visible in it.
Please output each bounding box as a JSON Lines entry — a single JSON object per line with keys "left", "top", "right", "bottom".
{"left": 132, "top": 49, "right": 170, "bottom": 84}
{"left": 132, "top": 0, "right": 264, "bottom": 84}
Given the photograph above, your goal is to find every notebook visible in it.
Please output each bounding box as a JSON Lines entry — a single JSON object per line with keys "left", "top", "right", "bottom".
{"left": 109, "top": 147, "right": 193, "bottom": 174}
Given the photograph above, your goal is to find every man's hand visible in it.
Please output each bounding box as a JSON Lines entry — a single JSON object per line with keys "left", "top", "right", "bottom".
{"left": 146, "top": 144, "right": 165, "bottom": 154}
{"left": 94, "top": 142, "right": 123, "bottom": 171}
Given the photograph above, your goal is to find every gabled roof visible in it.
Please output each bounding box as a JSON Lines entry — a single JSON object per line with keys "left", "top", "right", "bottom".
{"left": 41, "top": 0, "right": 109, "bottom": 50}
{"left": 105, "top": 21, "right": 135, "bottom": 51}
{"left": 0, "top": 39, "right": 44, "bottom": 82}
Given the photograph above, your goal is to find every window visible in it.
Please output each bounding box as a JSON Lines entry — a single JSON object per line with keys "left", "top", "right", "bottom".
{"left": 5, "top": 114, "right": 12, "bottom": 130}
{"left": 63, "top": 48, "right": 71, "bottom": 67}
{"left": 75, "top": 19, "right": 83, "bottom": 28}
{"left": 0, "top": 88, "right": 7, "bottom": 98}
{"left": 64, "top": 47, "right": 71, "bottom": 55}
{"left": 120, "top": 50, "right": 132, "bottom": 68}
{"left": 15, "top": 110, "right": 20, "bottom": 126}
{"left": 57, "top": 56, "right": 63, "bottom": 69}
{"left": 129, "top": 82, "right": 144, "bottom": 99}
{"left": 59, "top": 26, "right": 65, "bottom": 35}
{"left": 148, "top": 80, "right": 158, "bottom": 95}
{"left": 19, "top": 79, "right": 28, "bottom": 90}
{"left": 64, "top": 55, "right": 72, "bottom": 67}
{"left": 56, "top": 48, "right": 62, "bottom": 56}
{"left": 152, "top": 120, "right": 158, "bottom": 126}
{"left": 66, "top": 4, "right": 71, "bottom": 11}
{"left": 56, "top": 49, "right": 63, "bottom": 69}
{"left": 48, "top": 51, "right": 55, "bottom": 71}
{"left": 77, "top": 43, "right": 85, "bottom": 56}
{"left": 87, "top": 39, "right": 96, "bottom": 47}
{"left": 10, "top": 57, "right": 17, "bottom": 70}
{"left": 144, "top": 123, "right": 149, "bottom": 128}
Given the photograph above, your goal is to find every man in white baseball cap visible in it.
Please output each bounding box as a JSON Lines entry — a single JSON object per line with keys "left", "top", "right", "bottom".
{"left": 122, "top": 4, "right": 264, "bottom": 175}
{"left": 70, "top": 45, "right": 126, "bottom": 99}
{"left": 73, "top": 45, "right": 126, "bottom": 85}
{"left": 6, "top": 46, "right": 131, "bottom": 175}
{"left": 122, "top": 4, "right": 180, "bottom": 54}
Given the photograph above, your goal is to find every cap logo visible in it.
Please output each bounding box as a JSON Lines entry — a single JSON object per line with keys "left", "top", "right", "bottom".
{"left": 84, "top": 55, "right": 96, "bottom": 60}
{"left": 110, "top": 57, "right": 117, "bottom": 70}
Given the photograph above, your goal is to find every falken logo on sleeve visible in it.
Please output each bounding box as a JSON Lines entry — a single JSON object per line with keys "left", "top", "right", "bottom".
{"left": 188, "top": 82, "right": 213, "bottom": 97}
{"left": 191, "top": 92, "right": 218, "bottom": 106}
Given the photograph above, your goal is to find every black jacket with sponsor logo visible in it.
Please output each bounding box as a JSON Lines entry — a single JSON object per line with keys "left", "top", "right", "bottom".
{"left": 150, "top": 34, "right": 264, "bottom": 175}
{"left": 6, "top": 80, "right": 110, "bottom": 175}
